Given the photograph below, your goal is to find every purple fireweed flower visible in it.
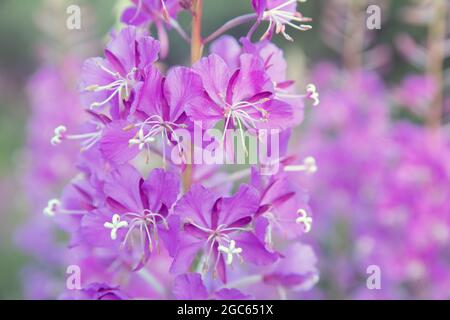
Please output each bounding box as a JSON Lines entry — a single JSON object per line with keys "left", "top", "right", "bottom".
{"left": 186, "top": 52, "right": 295, "bottom": 155}
{"left": 191, "top": 54, "right": 293, "bottom": 129}
{"left": 98, "top": 64, "right": 203, "bottom": 165}
{"left": 121, "top": 0, "right": 182, "bottom": 57}
{"left": 173, "top": 273, "right": 252, "bottom": 300}
{"left": 251, "top": 0, "right": 312, "bottom": 41}
{"left": 170, "top": 184, "right": 278, "bottom": 283}
{"left": 127, "top": 66, "right": 200, "bottom": 163}
{"left": 79, "top": 165, "right": 180, "bottom": 270}
{"left": 241, "top": 38, "right": 319, "bottom": 112}
{"left": 251, "top": 167, "right": 313, "bottom": 248}
{"left": 81, "top": 26, "right": 160, "bottom": 118}
{"left": 210, "top": 35, "right": 318, "bottom": 127}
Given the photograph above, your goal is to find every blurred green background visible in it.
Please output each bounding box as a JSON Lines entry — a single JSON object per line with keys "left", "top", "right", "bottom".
{"left": 0, "top": 0, "right": 431, "bottom": 299}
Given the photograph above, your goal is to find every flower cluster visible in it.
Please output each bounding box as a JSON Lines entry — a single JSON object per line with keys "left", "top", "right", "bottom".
{"left": 39, "top": 0, "right": 318, "bottom": 300}
{"left": 299, "top": 62, "right": 450, "bottom": 299}
{"left": 15, "top": 57, "right": 86, "bottom": 299}
{"left": 291, "top": 0, "right": 450, "bottom": 299}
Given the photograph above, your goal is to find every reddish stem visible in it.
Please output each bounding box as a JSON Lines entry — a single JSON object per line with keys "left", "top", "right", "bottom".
{"left": 183, "top": 0, "right": 204, "bottom": 191}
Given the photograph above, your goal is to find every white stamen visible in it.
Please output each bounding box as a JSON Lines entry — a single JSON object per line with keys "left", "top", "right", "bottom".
{"left": 295, "top": 209, "right": 312, "bottom": 233}
{"left": 218, "top": 240, "right": 242, "bottom": 265}
{"left": 275, "top": 83, "right": 319, "bottom": 107}
{"left": 284, "top": 156, "right": 318, "bottom": 174}
{"left": 104, "top": 214, "right": 129, "bottom": 240}
{"left": 119, "top": 210, "right": 169, "bottom": 254}
{"left": 130, "top": 115, "right": 187, "bottom": 163}
{"left": 262, "top": 0, "right": 312, "bottom": 41}
{"left": 50, "top": 124, "right": 103, "bottom": 151}
{"left": 43, "top": 199, "right": 61, "bottom": 217}
{"left": 221, "top": 98, "right": 270, "bottom": 154}
{"left": 86, "top": 64, "right": 139, "bottom": 109}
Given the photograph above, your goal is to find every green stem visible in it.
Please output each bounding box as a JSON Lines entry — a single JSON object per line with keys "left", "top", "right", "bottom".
{"left": 426, "top": 0, "right": 446, "bottom": 130}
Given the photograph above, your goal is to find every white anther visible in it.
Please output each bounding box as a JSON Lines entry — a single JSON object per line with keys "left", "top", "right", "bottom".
{"left": 51, "top": 125, "right": 67, "bottom": 146}
{"left": 104, "top": 214, "right": 129, "bottom": 240}
{"left": 218, "top": 240, "right": 242, "bottom": 265}
{"left": 306, "top": 84, "right": 320, "bottom": 106}
{"left": 43, "top": 199, "right": 61, "bottom": 217}
{"left": 296, "top": 209, "right": 312, "bottom": 233}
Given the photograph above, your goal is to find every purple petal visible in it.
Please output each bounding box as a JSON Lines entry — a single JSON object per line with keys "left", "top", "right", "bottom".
{"left": 251, "top": 0, "right": 266, "bottom": 18}
{"left": 263, "top": 243, "right": 319, "bottom": 290}
{"left": 164, "top": 66, "right": 207, "bottom": 122}
{"left": 136, "top": 35, "right": 161, "bottom": 69}
{"left": 267, "top": 0, "right": 297, "bottom": 12}
{"left": 173, "top": 273, "right": 209, "bottom": 300}
{"left": 142, "top": 168, "right": 180, "bottom": 211}
{"left": 100, "top": 120, "right": 140, "bottom": 164}
{"left": 210, "top": 35, "right": 242, "bottom": 70}
{"left": 135, "top": 66, "right": 166, "bottom": 117}
{"left": 121, "top": 6, "right": 151, "bottom": 26}
{"left": 174, "top": 184, "right": 218, "bottom": 228}
{"left": 217, "top": 184, "right": 259, "bottom": 227}
{"left": 184, "top": 223, "right": 210, "bottom": 239}
{"left": 105, "top": 26, "right": 140, "bottom": 73}
{"left": 104, "top": 164, "right": 144, "bottom": 212}
{"left": 80, "top": 210, "right": 122, "bottom": 248}
{"left": 255, "top": 99, "right": 294, "bottom": 131}
{"left": 80, "top": 58, "right": 115, "bottom": 109}
{"left": 170, "top": 233, "right": 204, "bottom": 274}
{"left": 159, "top": 214, "right": 181, "bottom": 257}
{"left": 230, "top": 53, "right": 273, "bottom": 104}
{"left": 226, "top": 216, "right": 253, "bottom": 229}
{"left": 193, "top": 54, "right": 231, "bottom": 107}
{"left": 234, "top": 232, "right": 278, "bottom": 266}
{"left": 242, "top": 38, "right": 287, "bottom": 83}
